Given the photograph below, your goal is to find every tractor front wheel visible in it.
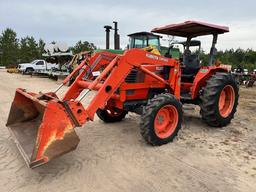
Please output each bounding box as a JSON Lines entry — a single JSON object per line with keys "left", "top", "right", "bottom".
{"left": 140, "top": 93, "right": 183, "bottom": 146}
{"left": 200, "top": 72, "right": 239, "bottom": 127}
{"left": 97, "top": 107, "right": 127, "bottom": 123}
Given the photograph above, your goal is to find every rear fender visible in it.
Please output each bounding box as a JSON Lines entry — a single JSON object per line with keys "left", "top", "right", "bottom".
{"left": 191, "top": 66, "right": 228, "bottom": 99}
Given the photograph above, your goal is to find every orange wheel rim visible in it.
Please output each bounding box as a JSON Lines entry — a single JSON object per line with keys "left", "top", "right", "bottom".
{"left": 154, "top": 105, "right": 179, "bottom": 139}
{"left": 218, "top": 85, "right": 235, "bottom": 118}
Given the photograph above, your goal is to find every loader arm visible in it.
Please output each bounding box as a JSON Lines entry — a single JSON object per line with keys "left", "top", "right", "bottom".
{"left": 6, "top": 49, "right": 180, "bottom": 168}
{"left": 63, "top": 48, "right": 180, "bottom": 121}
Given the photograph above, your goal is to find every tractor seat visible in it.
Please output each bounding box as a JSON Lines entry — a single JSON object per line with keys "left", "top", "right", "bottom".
{"left": 181, "top": 54, "right": 200, "bottom": 82}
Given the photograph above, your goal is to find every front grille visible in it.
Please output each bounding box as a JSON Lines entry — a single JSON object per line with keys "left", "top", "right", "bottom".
{"left": 125, "top": 69, "right": 138, "bottom": 83}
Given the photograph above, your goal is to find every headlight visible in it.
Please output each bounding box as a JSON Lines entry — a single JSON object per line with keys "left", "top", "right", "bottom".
{"left": 18, "top": 65, "right": 25, "bottom": 70}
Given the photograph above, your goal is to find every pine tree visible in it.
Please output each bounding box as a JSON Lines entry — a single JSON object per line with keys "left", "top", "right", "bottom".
{"left": 72, "top": 40, "right": 96, "bottom": 54}
{"left": 19, "top": 36, "right": 38, "bottom": 63}
{"left": 0, "top": 28, "right": 19, "bottom": 66}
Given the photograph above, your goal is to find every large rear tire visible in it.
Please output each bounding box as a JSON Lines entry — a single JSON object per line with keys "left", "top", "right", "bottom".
{"left": 97, "top": 107, "right": 127, "bottom": 123}
{"left": 200, "top": 72, "right": 239, "bottom": 127}
{"left": 140, "top": 93, "right": 183, "bottom": 146}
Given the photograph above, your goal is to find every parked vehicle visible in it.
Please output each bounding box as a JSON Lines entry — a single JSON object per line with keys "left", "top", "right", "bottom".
{"left": 18, "top": 59, "right": 58, "bottom": 74}
{"left": 244, "top": 69, "right": 249, "bottom": 75}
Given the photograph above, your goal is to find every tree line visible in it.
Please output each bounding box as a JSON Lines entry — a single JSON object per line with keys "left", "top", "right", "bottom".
{"left": 0, "top": 28, "right": 96, "bottom": 67}
{"left": 0, "top": 28, "right": 256, "bottom": 71}
{"left": 200, "top": 48, "right": 256, "bottom": 71}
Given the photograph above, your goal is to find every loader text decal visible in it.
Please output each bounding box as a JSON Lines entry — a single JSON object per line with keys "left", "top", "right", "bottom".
{"left": 146, "top": 53, "right": 168, "bottom": 62}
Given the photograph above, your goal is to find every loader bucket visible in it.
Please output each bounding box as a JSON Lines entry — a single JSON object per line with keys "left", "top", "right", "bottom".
{"left": 6, "top": 88, "right": 80, "bottom": 168}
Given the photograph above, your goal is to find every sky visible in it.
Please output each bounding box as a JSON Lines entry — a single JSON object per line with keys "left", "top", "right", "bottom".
{"left": 0, "top": 0, "right": 256, "bottom": 52}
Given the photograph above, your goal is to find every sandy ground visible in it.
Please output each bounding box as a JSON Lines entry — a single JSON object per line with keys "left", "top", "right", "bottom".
{"left": 0, "top": 69, "right": 255, "bottom": 192}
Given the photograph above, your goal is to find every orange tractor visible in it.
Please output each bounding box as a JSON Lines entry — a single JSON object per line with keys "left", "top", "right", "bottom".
{"left": 6, "top": 21, "right": 239, "bottom": 168}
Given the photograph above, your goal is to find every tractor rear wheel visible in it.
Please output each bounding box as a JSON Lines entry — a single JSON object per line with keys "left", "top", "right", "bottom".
{"left": 96, "top": 107, "right": 127, "bottom": 123}
{"left": 140, "top": 93, "right": 182, "bottom": 146}
{"left": 200, "top": 72, "right": 239, "bottom": 127}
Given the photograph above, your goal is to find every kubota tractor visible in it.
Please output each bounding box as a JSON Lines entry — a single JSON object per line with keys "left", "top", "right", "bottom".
{"left": 6, "top": 21, "right": 239, "bottom": 168}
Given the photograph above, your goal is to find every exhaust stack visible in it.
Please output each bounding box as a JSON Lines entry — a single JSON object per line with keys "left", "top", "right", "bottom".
{"left": 113, "top": 21, "right": 120, "bottom": 50}
{"left": 104, "top": 25, "right": 112, "bottom": 49}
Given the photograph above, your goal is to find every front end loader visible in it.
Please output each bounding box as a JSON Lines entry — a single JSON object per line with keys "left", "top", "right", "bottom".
{"left": 6, "top": 49, "right": 181, "bottom": 168}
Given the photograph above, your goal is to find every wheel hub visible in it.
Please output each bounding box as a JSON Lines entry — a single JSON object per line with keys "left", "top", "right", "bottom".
{"left": 157, "top": 115, "right": 164, "bottom": 124}
{"left": 154, "top": 105, "right": 178, "bottom": 139}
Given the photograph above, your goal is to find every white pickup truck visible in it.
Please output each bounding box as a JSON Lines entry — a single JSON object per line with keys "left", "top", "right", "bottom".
{"left": 18, "top": 59, "right": 59, "bottom": 74}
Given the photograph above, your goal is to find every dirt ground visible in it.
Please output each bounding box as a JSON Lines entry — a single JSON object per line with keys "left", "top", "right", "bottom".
{"left": 0, "top": 69, "right": 255, "bottom": 192}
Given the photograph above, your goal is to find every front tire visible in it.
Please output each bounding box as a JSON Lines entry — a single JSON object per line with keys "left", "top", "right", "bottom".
{"left": 200, "top": 72, "right": 239, "bottom": 127}
{"left": 140, "top": 93, "right": 183, "bottom": 146}
{"left": 25, "top": 68, "right": 34, "bottom": 74}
